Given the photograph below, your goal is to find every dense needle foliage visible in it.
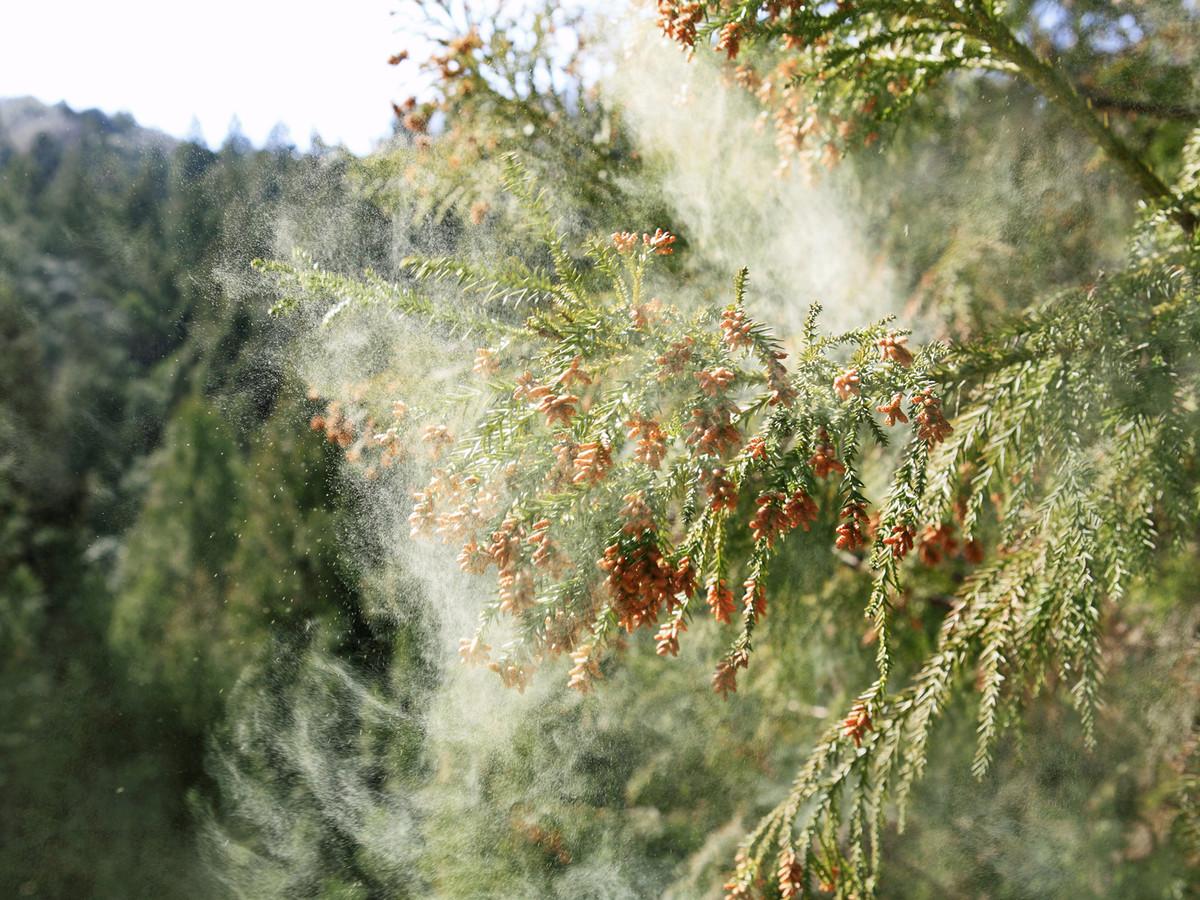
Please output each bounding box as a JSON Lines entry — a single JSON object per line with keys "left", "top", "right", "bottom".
{"left": 262, "top": 3, "right": 1200, "bottom": 895}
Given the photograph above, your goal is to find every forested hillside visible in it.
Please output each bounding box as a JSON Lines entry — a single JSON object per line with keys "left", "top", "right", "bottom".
{"left": 1, "top": 0, "right": 1198, "bottom": 895}
{"left": 0, "top": 98, "right": 396, "bottom": 897}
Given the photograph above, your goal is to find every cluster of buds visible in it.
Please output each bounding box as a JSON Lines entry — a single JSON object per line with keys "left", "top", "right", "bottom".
{"left": 918, "top": 522, "right": 984, "bottom": 565}
{"left": 533, "top": 389, "right": 579, "bottom": 428}
{"left": 542, "top": 608, "right": 584, "bottom": 658}
{"left": 833, "top": 367, "right": 861, "bottom": 400}
{"left": 555, "top": 356, "right": 592, "bottom": 388}
{"left": 723, "top": 849, "right": 758, "bottom": 900}
{"left": 489, "top": 658, "right": 533, "bottom": 693}
{"left": 473, "top": 347, "right": 499, "bottom": 377}
{"left": 757, "top": 50, "right": 848, "bottom": 170}
{"left": 876, "top": 331, "right": 914, "bottom": 366}
{"left": 809, "top": 429, "right": 846, "bottom": 478}
{"left": 425, "top": 28, "right": 483, "bottom": 82}
{"left": 468, "top": 199, "right": 490, "bottom": 226}
{"left": 482, "top": 517, "right": 537, "bottom": 615}
{"left": 706, "top": 467, "right": 739, "bottom": 512}
{"left": 784, "top": 489, "right": 820, "bottom": 530}
{"left": 744, "top": 435, "right": 769, "bottom": 460}
{"left": 656, "top": 0, "right": 704, "bottom": 50}
{"left": 764, "top": 70, "right": 821, "bottom": 163}
{"left": 777, "top": 848, "right": 805, "bottom": 899}
{"left": 458, "top": 635, "right": 490, "bottom": 666}
{"left": 742, "top": 577, "right": 767, "bottom": 618}
{"left": 723, "top": 14, "right": 887, "bottom": 171}
{"left": 655, "top": 615, "right": 687, "bottom": 657}
{"left": 433, "top": 490, "right": 489, "bottom": 543}
{"left": 515, "top": 371, "right": 584, "bottom": 429}
{"left": 392, "top": 96, "right": 428, "bottom": 135}
{"left": 310, "top": 402, "right": 355, "bottom": 448}
{"left": 707, "top": 577, "right": 736, "bottom": 624}
{"left": 512, "top": 370, "right": 538, "bottom": 401}
{"left": 372, "top": 427, "right": 405, "bottom": 468}
{"left": 611, "top": 231, "right": 638, "bottom": 253}
{"left": 421, "top": 424, "right": 455, "bottom": 459}
{"left": 917, "top": 522, "right": 957, "bottom": 566}
{"left": 510, "top": 813, "right": 572, "bottom": 866}
{"left": 882, "top": 524, "right": 916, "bottom": 559}
{"left": 695, "top": 365, "right": 737, "bottom": 396}
{"left": 720, "top": 305, "right": 754, "bottom": 351}
{"left": 762, "top": 2, "right": 807, "bottom": 23}
{"left": 599, "top": 539, "right": 695, "bottom": 632}
{"left": 656, "top": 336, "right": 695, "bottom": 376}
{"left": 626, "top": 415, "right": 668, "bottom": 469}
{"left": 875, "top": 392, "right": 908, "bottom": 426}
{"left": 456, "top": 538, "right": 491, "bottom": 574}
{"left": 712, "top": 648, "right": 750, "bottom": 697}
{"left": 486, "top": 515, "right": 522, "bottom": 571}
{"left": 528, "top": 518, "right": 563, "bottom": 571}
{"left": 716, "top": 22, "right": 743, "bottom": 60}
{"left": 629, "top": 297, "right": 663, "bottom": 329}
{"left": 842, "top": 701, "right": 873, "bottom": 747}
{"left": 409, "top": 470, "right": 496, "bottom": 547}
{"left": 644, "top": 228, "right": 677, "bottom": 255}
{"left": 409, "top": 488, "right": 437, "bottom": 537}
{"left": 620, "top": 491, "right": 656, "bottom": 536}
{"left": 835, "top": 501, "right": 870, "bottom": 551}
{"left": 612, "top": 228, "right": 676, "bottom": 255}
{"left": 446, "top": 30, "right": 483, "bottom": 56}
{"left": 571, "top": 441, "right": 612, "bottom": 485}
{"left": 546, "top": 439, "right": 579, "bottom": 489}
{"left": 764, "top": 349, "right": 797, "bottom": 406}
{"left": 567, "top": 644, "right": 602, "bottom": 693}
{"left": 963, "top": 537, "right": 985, "bottom": 564}
{"left": 912, "top": 390, "right": 953, "bottom": 444}
{"left": 430, "top": 472, "right": 494, "bottom": 543}
{"left": 733, "top": 63, "right": 759, "bottom": 91}
{"left": 749, "top": 489, "right": 819, "bottom": 546}
{"left": 687, "top": 401, "right": 743, "bottom": 457}
{"left": 498, "top": 567, "right": 535, "bottom": 615}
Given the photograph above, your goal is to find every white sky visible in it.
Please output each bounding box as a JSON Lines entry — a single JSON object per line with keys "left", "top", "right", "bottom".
{"left": 0, "top": 0, "right": 418, "bottom": 153}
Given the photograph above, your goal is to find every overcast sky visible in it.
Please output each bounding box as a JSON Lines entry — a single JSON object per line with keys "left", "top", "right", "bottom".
{"left": 0, "top": 0, "right": 416, "bottom": 153}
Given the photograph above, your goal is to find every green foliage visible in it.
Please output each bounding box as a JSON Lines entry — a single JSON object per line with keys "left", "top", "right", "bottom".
{"left": 110, "top": 398, "right": 245, "bottom": 725}
{"left": 266, "top": 91, "right": 1200, "bottom": 900}
{"left": 6, "top": 0, "right": 1200, "bottom": 895}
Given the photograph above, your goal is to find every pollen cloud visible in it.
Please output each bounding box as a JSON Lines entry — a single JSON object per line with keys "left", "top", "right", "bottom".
{"left": 605, "top": 17, "right": 897, "bottom": 333}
